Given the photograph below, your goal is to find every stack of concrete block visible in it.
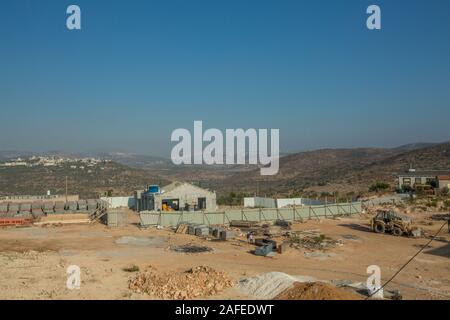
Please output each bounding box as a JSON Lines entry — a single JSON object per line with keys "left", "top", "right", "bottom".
{"left": 32, "top": 202, "right": 45, "bottom": 218}
{"left": 0, "top": 203, "right": 8, "bottom": 216}
{"left": 18, "top": 203, "right": 31, "bottom": 214}
{"left": 14, "top": 211, "right": 33, "bottom": 219}
{"left": 187, "top": 224, "right": 200, "bottom": 235}
{"left": 43, "top": 202, "right": 55, "bottom": 214}
{"left": 77, "top": 200, "right": 88, "bottom": 211}
{"left": 66, "top": 201, "right": 78, "bottom": 211}
{"left": 87, "top": 199, "right": 98, "bottom": 211}
{"left": 212, "top": 227, "right": 223, "bottom": 238}
{"left": 219, "top": 230, "right": 235, "bottom": 241}
{"left": 8, "top": 203, "right": 20, "bottom": 215}
{"left": 54, "top": 202, "right": 65, "bottom": 214}
{"left": 195, "top": 226, "right": 210, "bottom": 237}
{"left": 31, "top": 202, "right": 42, "bottom": 212}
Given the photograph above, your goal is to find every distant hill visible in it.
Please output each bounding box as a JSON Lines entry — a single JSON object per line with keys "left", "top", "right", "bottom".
{"left": 0, "top": 142, "right": 448, "bottom": 198}
{"left": 391, "top": 143, "right": 438, "bottom": 152}
{"left": 89, "top": 152, "right": 173, "bottom": 170}
{"left": 0, "top": 151, "right": 33, "bottom": 162}
{"left": 184, "top": 142, "right": 450, "bottom": 197}
{"left": 354, "top": 141, "right": 450, "bottom": 181}
{"left": 202, "top": 147, "right": 398, "bottom": 196}
{"left": 0, "top": 160, "right": 168, "bottom": 199}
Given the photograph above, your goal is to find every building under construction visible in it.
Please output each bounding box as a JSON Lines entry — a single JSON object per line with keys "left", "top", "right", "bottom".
{"left": 135, "top": 181, "right": 217, "bottom": 212}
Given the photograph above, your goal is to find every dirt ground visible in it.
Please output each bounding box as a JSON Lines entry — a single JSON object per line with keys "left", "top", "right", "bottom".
{"left": 0, "top": 210, "right": 449, "bottom": 300}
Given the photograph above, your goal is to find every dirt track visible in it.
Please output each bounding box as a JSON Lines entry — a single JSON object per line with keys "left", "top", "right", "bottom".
{"left": 0, "top": 210, "right": 448, "bottom": 300}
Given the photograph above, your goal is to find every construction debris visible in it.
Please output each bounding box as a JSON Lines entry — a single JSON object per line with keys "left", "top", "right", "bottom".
{"left": 115, "top": 236, "right": 167, "bottom": 247}
{"left": 129, "top": 265, "right": 233, "bottom": 299}
{"left": 263, "top": 225, "right": 284, "bottom": 236}
{"left": 274, "top": 282, "right": 362, "bottom": 300}
{"left": 0, "top": 217, "right": 33, "bottom": 227}
{"left": 285, "top": 230, "right": 343, "bottom": 251}
{"left": 277, "top": 242, "right": 290, "bottom": 254}
{"left": 33, "top": 213, "right": 91, "bottom": 226}
{"left": 254, "top": 244, "right": 274, "bottom": 256}
{"left": 237, "top": 272, "right": 317, "bottom": 299}
{"left": 254, "top": 238, "right": 277, "bottom": 249}
{"left": 274, "top": 219, "right": 292, "bottom": 229}
{"left": 175, "top": 224, "right": 188, "bottom": 234}
{"left": 429, "top": 213, "right": 450, "bottom": 221}
{"left": 171, "top": 245, "right": 213, "bottom": 253}
{"left": 230, "top": 220, "right": 260, "bottom": 228}
{"left": 175, "top": 223, "right": 236, "bottom": 241}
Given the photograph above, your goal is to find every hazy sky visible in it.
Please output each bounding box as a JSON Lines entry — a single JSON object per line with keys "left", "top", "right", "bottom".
{"left": 1, "top": 0, "right": 450, "bottom": 156}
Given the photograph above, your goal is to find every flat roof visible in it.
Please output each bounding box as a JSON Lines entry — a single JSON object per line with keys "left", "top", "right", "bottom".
{"left": 398, "top": 170, "right": 450, "bottom": 177}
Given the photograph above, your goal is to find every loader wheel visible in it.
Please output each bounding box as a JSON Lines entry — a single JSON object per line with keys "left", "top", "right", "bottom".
{"left": 392, "top": 227, "right": 403, "bottom": 237}
{"left": 374, "top": 222, "right": 385, "bottom": 234}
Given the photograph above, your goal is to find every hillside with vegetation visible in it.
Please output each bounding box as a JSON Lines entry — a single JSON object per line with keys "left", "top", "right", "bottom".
{"left": 0, "top": 142, "right": 448, "bottom": 200}
{"left": 0, "top": 161, "right": 168, "bottom": 199}
{"left": 210, "top": 142, "right": 450, "bottom": 199}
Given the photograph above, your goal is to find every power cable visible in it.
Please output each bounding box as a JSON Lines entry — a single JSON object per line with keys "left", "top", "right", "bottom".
{"left": 366, "top": 220, "right": 448, "bottom": 300}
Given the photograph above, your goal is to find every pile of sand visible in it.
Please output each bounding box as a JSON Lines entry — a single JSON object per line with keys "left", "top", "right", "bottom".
{"left": 237, "top": 272, "right": 316, "bottom": 299}
{"left": 274, "top": 282, "right": 361, "bottom": 300}
{"left": 129, "top": 265, "right": 233, "bottom": 299}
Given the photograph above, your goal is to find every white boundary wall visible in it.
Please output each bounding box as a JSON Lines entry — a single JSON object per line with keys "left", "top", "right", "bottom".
{"left": 277, "top": 198, "right": 302, "bottom": 208}
{"left": 244, "top": 197, "right": 277, "bottom": 208}
{"left": 100, "top": 196, "right": 135, "bottom": 209}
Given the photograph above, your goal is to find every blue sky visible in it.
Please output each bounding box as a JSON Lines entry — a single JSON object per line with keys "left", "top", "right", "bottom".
{"left": 1, "top": 0, "right": 450, "bottom": 156}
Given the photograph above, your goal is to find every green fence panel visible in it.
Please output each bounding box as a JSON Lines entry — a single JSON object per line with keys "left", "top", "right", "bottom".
{"left": 260, "top": 208, "right": 278, "bottom": 221}
{"left": 295, "top": 207, "right": 310, "bottom": 219}
{"left": 159, "top": 213, "right": 181, "bottom": 227}
{"left": 325, "top": 205, "right": 339, "bottom": 216}
{"left": 225, "top": 210, "right": 244, "bottom": 222}
{"left": 242, "top": 209, "right": 261, "bottom": 222}
{"left": 139, "top": 213, "right": 160, "bottom": 226}
{"left": 138, "top": 202, "right": 362, "bottom": 227}
{"left": 204, "top": 212, "right": 226, "bottom": 225}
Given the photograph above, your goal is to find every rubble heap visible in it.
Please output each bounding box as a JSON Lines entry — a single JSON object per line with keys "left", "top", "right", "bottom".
{"left": 129, "top": 265, "right": 233, "bottom": 299}
{"left": 274, "top": 282, "right": 361, "bottom": 300}
{"left": 285, "top": 230, "right": 343, "bottom": 251}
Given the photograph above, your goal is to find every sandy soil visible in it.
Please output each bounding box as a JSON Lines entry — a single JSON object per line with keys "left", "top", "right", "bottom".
{"left": 0, "top": 210, "right": 448, "bottom": 300}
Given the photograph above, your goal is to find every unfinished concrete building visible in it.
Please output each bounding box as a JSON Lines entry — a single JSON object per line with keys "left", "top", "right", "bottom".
{"left": 135, "top": 182, "right": 216, "bottom": 212}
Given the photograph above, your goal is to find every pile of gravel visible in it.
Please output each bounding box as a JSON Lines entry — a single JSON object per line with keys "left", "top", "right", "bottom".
{"left": 237, "top": 272, "right": 316, "bottom": 299}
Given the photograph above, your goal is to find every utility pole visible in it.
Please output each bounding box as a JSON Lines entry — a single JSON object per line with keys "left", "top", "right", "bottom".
{"left": 65, "top": 176, "right": 68, "bottom": 203}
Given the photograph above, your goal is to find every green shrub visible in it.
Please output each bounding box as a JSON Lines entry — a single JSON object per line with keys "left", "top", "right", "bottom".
{"left": 427, "top": 199, "right": 438, "bottom": 208}
{"left": 217, "top": 192, "right": 251, "bottom": 206}
{"left": 369, "top": 182, "right": 390, "bottom": 192}
{"left": 122, "top": 265, "right": 139, "bottom": 272}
